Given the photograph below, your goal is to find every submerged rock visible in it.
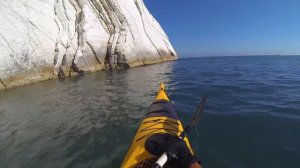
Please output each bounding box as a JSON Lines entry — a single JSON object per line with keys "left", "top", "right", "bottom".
{"left": 0, "top": 0, "right": 177, "bottom": 90}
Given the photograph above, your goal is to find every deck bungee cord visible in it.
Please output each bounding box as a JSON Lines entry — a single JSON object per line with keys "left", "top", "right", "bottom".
{"left": 151, "top": 95, "right": 207, "bottom": 168}
{"left": 121, "top": 83, "right": 207, "bottom": 168}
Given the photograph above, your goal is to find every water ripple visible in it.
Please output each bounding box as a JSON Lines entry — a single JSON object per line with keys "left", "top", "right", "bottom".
{"left": 0, "top": 56, "right": 300, "bottom": 168}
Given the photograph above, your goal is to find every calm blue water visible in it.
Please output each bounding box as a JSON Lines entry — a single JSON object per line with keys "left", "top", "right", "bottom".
{"left": 0, "top": 56, "right": 299, "bottom": 168}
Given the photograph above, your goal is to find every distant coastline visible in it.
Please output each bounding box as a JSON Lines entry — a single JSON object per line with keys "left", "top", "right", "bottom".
{"left": 180, "top": 54, "right": 300, "bottom": 59}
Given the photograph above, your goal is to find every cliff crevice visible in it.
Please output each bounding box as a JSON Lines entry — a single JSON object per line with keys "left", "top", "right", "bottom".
{"left": 0, "top": 0, "right": 177, "bottom": 90}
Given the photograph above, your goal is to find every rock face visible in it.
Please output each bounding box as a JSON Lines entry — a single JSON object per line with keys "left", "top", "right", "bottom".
{"left": 0, "top": 0, "right": 177, "bottom": 90}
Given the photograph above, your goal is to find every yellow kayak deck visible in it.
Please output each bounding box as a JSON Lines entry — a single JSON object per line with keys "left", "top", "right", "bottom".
{"left": 121, "top": 83, "right": 194, "bottom": 168}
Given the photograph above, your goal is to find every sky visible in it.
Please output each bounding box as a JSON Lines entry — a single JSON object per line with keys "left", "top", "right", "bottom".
{"left": 144, "top": 0, "right": 300, "bottom": 57}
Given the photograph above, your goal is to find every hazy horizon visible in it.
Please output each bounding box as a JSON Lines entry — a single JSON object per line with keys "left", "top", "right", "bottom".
{"left": 179, "top": 54, "right": 300, "bottom": 58}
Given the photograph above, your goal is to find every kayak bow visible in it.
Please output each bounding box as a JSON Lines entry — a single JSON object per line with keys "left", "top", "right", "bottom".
{"left": 121, "top": 83, "right": 194, "bottom": 168}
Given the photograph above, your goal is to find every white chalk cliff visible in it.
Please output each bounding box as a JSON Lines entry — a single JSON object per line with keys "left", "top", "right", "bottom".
{"left": 0, "top": 0, "right": 177, "bottom": 90}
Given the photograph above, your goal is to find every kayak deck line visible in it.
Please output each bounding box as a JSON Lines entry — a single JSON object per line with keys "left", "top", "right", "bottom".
{"left": 155, "top": 83, "right": 169, "bottom": 101}
{"left": 136, "top": 117, "right": 181, "bottom": 142}
{"left": 121, "top": 82, "right": 194, "bottom": 168}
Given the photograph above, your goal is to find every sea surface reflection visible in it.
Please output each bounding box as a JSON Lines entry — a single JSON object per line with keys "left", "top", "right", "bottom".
{"left": 0, "top": 62, "right": 175, "bottom": 168}
{"left": 1, "top": 56, "right": 300, "bottom": 168}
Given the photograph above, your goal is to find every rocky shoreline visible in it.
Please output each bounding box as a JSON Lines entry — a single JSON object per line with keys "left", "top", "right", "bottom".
{"left": 0, "top": 0, "right": 177, "bottom": 90}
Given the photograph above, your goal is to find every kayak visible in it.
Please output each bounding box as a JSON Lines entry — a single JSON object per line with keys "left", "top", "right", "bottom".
{"left": 121, "top": 83, "right": 194, "bottom": 168}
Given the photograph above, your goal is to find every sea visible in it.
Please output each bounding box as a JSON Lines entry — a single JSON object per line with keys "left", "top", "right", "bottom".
{"left": 0, "top": 56, "right": 299, "bottom": 168}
